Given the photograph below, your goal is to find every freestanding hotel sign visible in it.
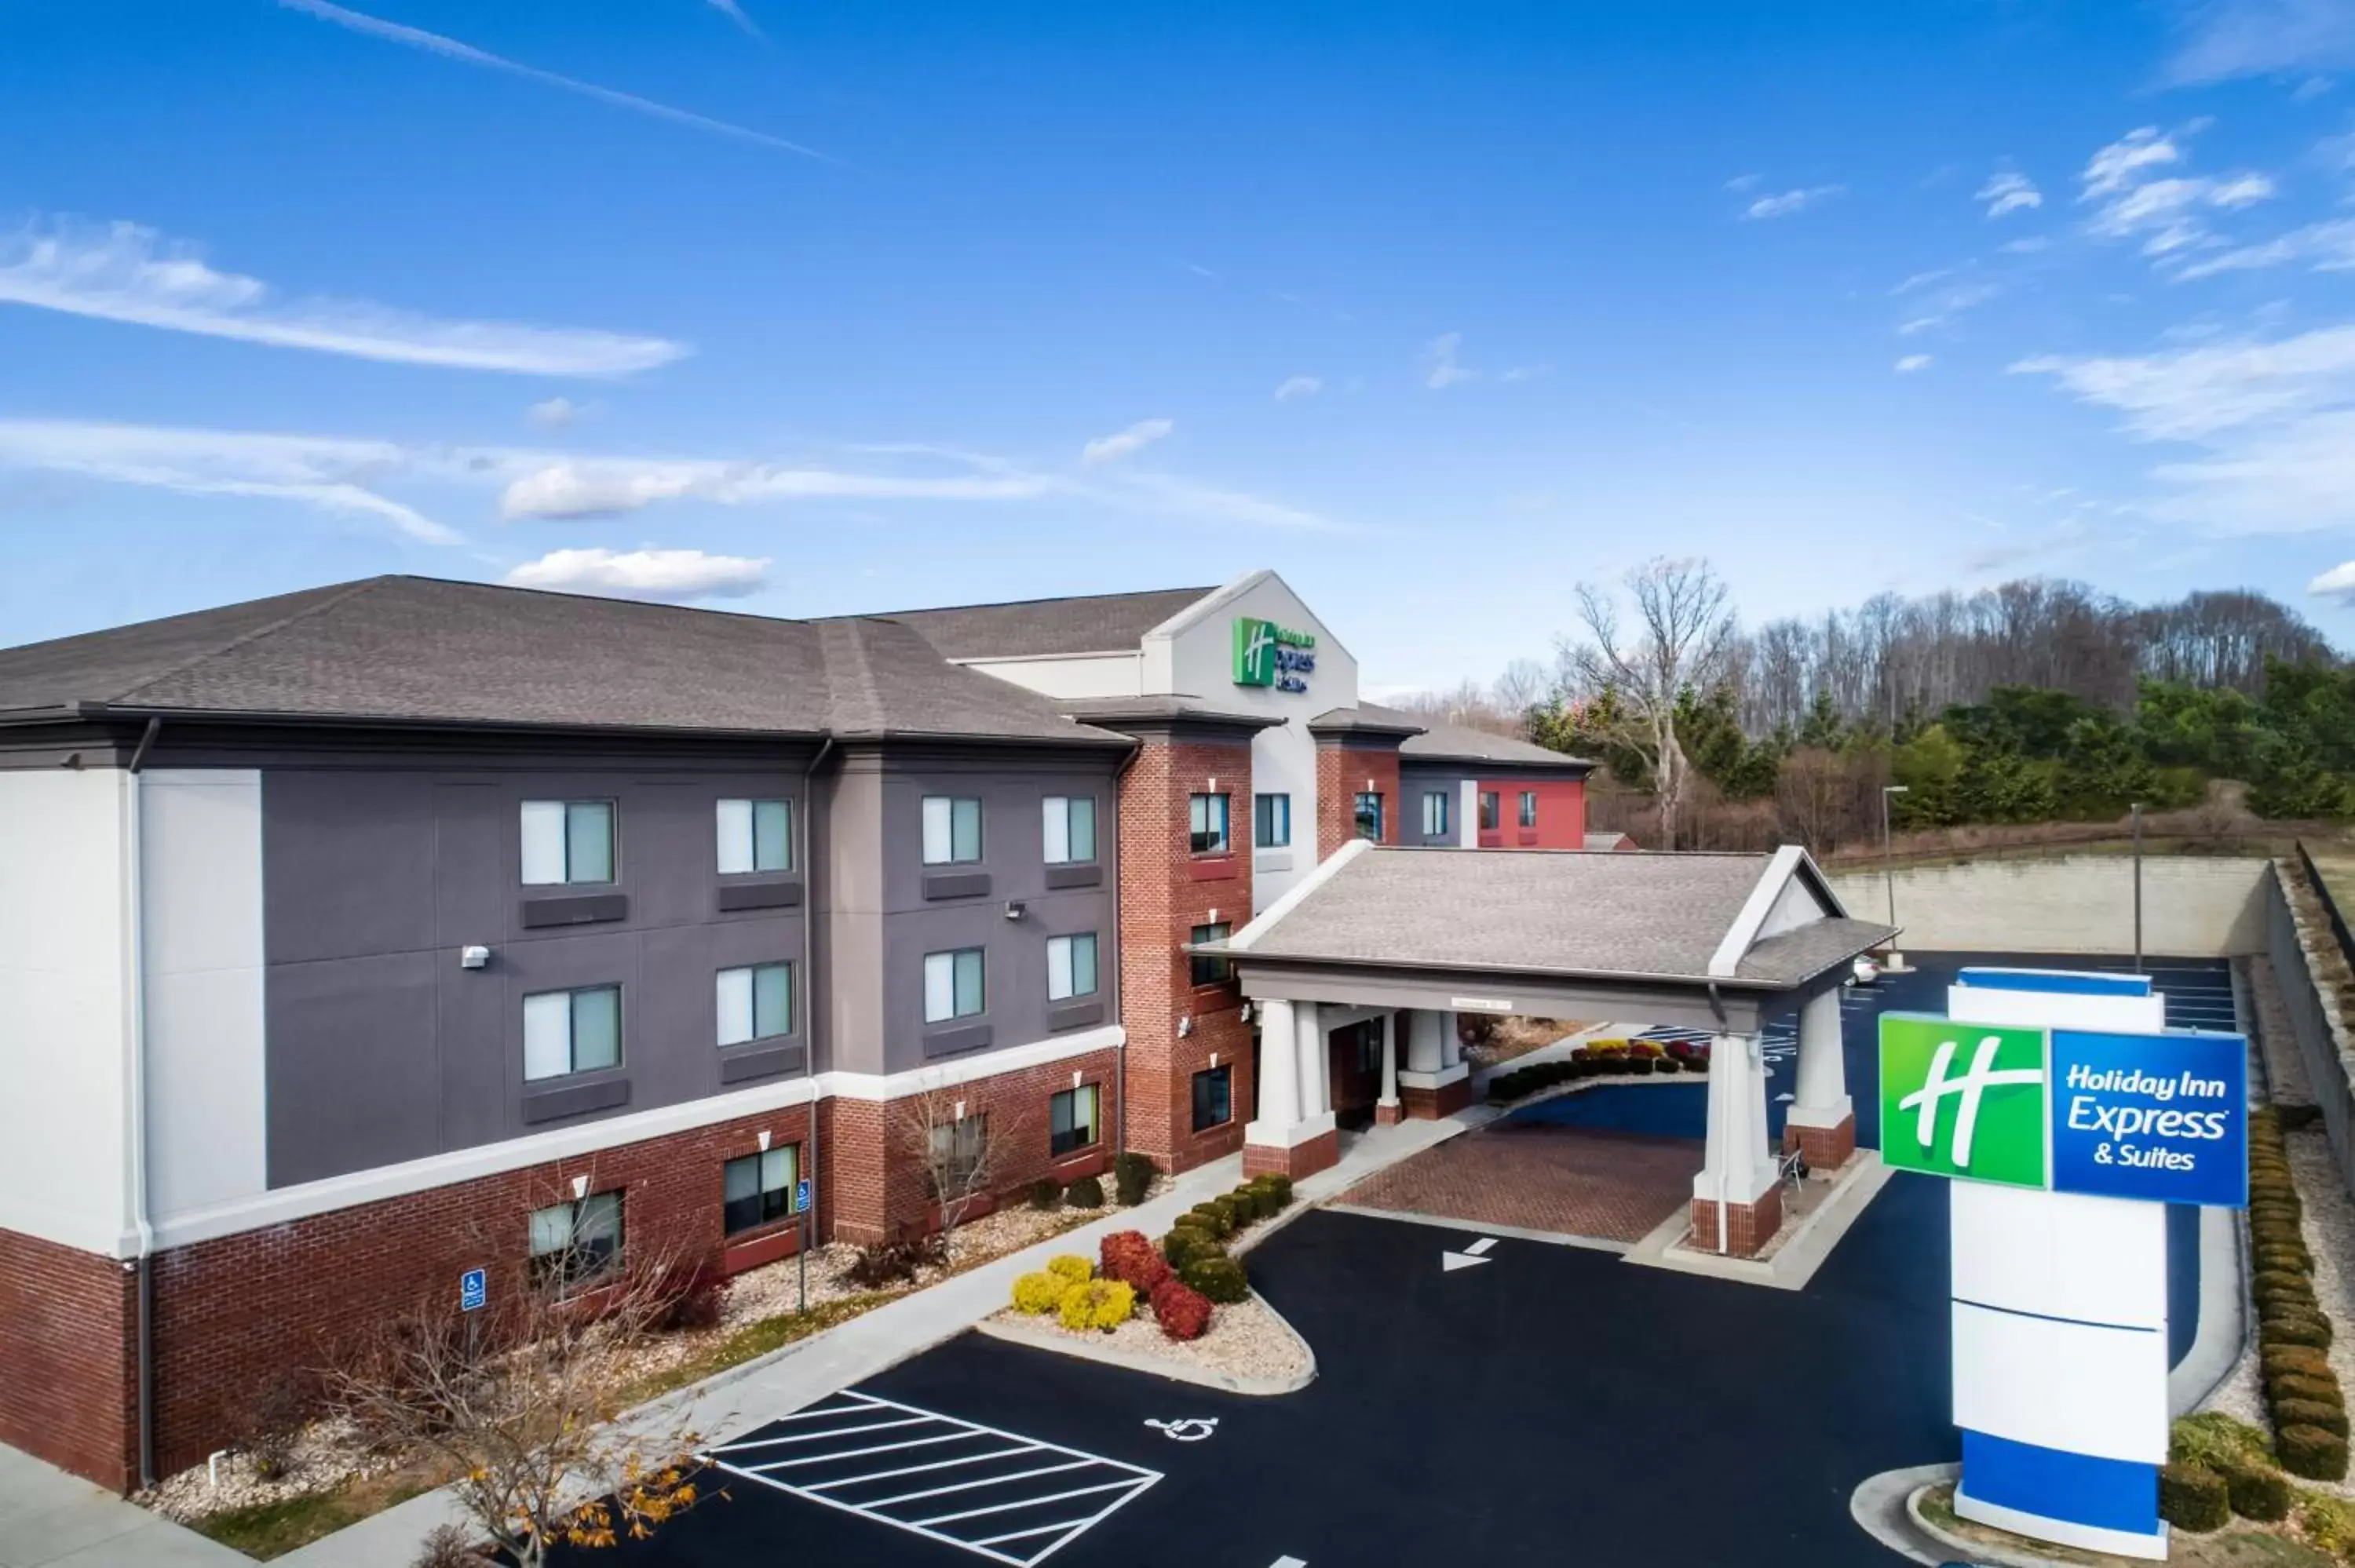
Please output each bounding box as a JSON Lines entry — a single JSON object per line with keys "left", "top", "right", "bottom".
{"left": 1880, "top": 968, "right": 2247, "bottom": 1559}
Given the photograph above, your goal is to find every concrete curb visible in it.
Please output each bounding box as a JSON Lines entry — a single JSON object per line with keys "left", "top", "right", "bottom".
{"left": 1848, "top": 1462, "right": 1955, "bottom": 1566}
{"left": 1625, "top": 1156, "right": 1893, "bottom": 1291}
{"left": 972, "top": 1289, "right": 1316, "bottom": 1398}
{"left": 1905, "top": 1477, "right": 2098, "bottom": 1568}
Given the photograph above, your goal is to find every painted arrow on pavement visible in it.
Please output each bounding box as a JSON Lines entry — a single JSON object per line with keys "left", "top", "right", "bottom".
{"left": 1441, "top": 1236, "right": 1499, "bottom": 1272}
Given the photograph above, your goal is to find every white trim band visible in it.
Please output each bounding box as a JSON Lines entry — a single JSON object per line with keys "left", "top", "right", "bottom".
{"left": 1243, "top": 1110, "right": 1337, "bottom": 1150}
{"left": 1397, "top": 1064, "right": 1470, "bottom": 1090}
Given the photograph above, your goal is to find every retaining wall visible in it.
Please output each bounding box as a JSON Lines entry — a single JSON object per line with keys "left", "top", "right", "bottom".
{"left": 2267, "top": 855, "right": 2355, "bottom": 1200}
{"left": 1824, "top": 855, "right": 2273, "bottom": 957}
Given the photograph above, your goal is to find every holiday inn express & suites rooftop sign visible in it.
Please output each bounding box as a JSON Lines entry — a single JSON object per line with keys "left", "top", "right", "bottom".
{"left": 1232, "top": 616, "right": 1316, "bottom": 693}
{"left": 1879, "top": 1012, "right": 2247, "bottom": 1208}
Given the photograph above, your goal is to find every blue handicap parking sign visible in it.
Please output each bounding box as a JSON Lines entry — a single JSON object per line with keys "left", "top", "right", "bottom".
{"left": 796, "top": 1177, "right": 812, "bottom": 1213}
{"left": 459, "top": 1267, "right": 487, "bottom": 1312}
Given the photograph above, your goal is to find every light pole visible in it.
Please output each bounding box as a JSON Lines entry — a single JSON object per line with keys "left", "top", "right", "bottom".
{"left": 2131, "top": 800, "right": 2144, "bottom": 973}
{"left": 1882, "top": 784, "right": 1910, "bottom": 929}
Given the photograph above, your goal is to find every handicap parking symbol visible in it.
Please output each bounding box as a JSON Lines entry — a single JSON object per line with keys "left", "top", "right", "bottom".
{"left": 458, "top": 1267, "right": 487, "bottom": 1313}
{"left": 1144, "top": 1417, "right": 1218, "bottom": 1442}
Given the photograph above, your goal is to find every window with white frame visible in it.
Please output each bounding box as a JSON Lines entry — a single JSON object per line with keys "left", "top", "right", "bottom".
{"left": 520, "top": 800, "right": 615, "bottom": 885}
{"left": 1254, "top": 792, "right": 1291, "bottom": 848}
{"left": 1422, "top": 790, "right": 1450, "bottom": 837}
{"left": 1188, "top": 792, "right": 1230, "bottom": 855}
{"left": 1047, "top": 933, "right": 1099, "bottom": 1001}
{"left": 922, "top": 796, "right": 983, "bottom": 865}
{"left": 716, "top": 798, "right": 793, "bottom": 874}
{"left": 722, "top": 1147, "right": 799, "bottom": 1235}
{"left": 716, "top": 962, "right": 793, "bottom": 1045}
{"left": 1050, "top": 1085, "right": 1100, "bottom": 1156}
{"left": 1042, "top": 795, "right": 1097, "bottom": 864}
{"left": 923, "top": 947, "right": 986, "bottom": 1023}
{"left": 528, "top": 1190, "right": 623, "bottom": 1289}
{"left": 523, "top": 985, "right": 622, "bottom": 1081}
{"left": 1520, "top": 789, "right": 1539, "bottom": 829}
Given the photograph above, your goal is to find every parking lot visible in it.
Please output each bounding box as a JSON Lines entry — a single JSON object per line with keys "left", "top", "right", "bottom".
{"left": 559, "top": 954, "right": 2234, "bottom": 1568}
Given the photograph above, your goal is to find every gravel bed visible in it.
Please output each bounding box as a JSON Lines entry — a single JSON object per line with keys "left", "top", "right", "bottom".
{"left": 993, "top": 1292, "right": 1312, "bottom": 1386}
{"left": 2284, "top": 1121, "right": 2355, "bottom": 1501}
{"left": 2249, "top": 954, "right": 2320, "bottom": 1107}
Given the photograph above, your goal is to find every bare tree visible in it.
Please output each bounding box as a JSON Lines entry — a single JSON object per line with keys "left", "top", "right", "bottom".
{"left": 1560, "top": 557, "right": 1736, "bottom": 849}
{"left": 323, "top": 1190, "right": 706, "bottom": 1566}
{"left": 1492, "top": 658, "right": 1546, "bottom": 719}
{"left": 906, "top": 1090, "right": 996, "bottom": 1236}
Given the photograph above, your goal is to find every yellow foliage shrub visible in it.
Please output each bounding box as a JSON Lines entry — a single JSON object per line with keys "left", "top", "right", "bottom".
{"left": 1055, "top": 1278, "right": 1137, "bottom": 1333}
{"left": 1046, "top": 1254, "right": 1094, "bottom": 1284}
{"left": 1010, "top": 1271, "right": 1070, "bottom": 1315}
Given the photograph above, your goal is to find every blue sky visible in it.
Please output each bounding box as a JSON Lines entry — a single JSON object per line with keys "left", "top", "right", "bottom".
{"left": 9, "top": 1, "right": 2355, "bottom": 694}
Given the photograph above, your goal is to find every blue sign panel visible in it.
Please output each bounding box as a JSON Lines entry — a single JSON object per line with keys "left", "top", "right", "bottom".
{"left": 795, "top": 1177, "right": 812, "bottom": 1214}
{"left": 2049, "top": 1028, "right": 2247, "bottom": 1208}
{"left": 459, "top": 1267, "right": 487, "bottom": 1313}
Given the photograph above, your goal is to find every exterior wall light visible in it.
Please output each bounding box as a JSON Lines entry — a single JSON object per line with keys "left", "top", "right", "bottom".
{"left": 460, "top": 945, "right": 491, "bottom": 969}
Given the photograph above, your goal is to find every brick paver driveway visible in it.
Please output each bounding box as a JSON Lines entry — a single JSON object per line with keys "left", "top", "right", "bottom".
{"left": 1336, "top": 1121, "right": 1700, "bottom": 1242}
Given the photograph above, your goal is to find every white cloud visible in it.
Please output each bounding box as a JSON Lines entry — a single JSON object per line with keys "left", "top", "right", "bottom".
{"left": 1422, "top": 333, "right": 1477, "bottom": 388}
{"left": 2014, "top": 323, "right": 2355, "bottom": 532}
{"left": 500, "top": 457, "right": 1055, "bottom": 519}
{"left": 505, "top": 546, "right": 769, "bottom": 600}
{"left": 704, "top": 0, "right": 762, "bottom": 38}
{"left": 2172, "top": 217, "right": 2355, "bottom": 279}
{"left": 1977, "top": 170, "right": 2043, "bottom": 218}
{"left": 2309, "top": 555, "right": 2355, "bottom": 601}
{"left": 1499, "top": 364, "right": 1546, "bottom": 383}
{"left": 278, "top": 0, "right": 828, "bottom": 160}
{"left": 1079, "top": 418, "right": 1174, "bottom": 466}
{"left": 527, "top": 396, "right": 590, "bottom": 428}
{"left": 0, "top": 217, "right": 687, "bottom": 376}
{"left": 1274, "top": 375, "right": 1324, "bottom": 402}
{"left": 1724, "top": 173, "right": 1763, "bottom": 192}
{"left": 1743, "top": 184, "right": 1844, "bottom": 220}
{"left": 2165, "top": 0, "right": 2355, "bottom": 84}
{"left": 1998, "top": 236, "right": 2051, "bottom": 254}
{"left": 1895, "top": 354, "right": 1933, "bottom": 373}
{"left": 1897, "top": 279, "right": 2001, "bottom": 336}
{"left": 1091, "top": 469, "right": 1333, "bottom": 531}
{"left": 2077, "top": 127, "right": 2277, "bottom": 260}
{"left": 0, "top": 418, "right": 460, "bottom": 543}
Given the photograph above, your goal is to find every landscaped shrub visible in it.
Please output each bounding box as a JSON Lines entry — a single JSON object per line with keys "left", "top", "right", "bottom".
{"left": 2282, "top": 1400, "right": 2351, "bottom": 1439}
{"left": 651, "top": 1264, "right": 729, "bottom": 1333}
{"left": 1064, "top": 1175, "right": 1105, "bottom": 1210}
{"left": 1181, "top": 1255, "right": 1248, "bottom": 1304}
{"left": 2172, "top": 1412, "right": 2273, "bottom": 1472}
{"left": 1254, "top": 1173, "right": 1294, "bottom": 1209}
{"left": 1623, "top": 1056, "right": 1654, "bottom": 1076}
{"left": 2258, "top": 1244, "right": 2314, "bottom": 1274}
{"left": 411, "top": 1523, "right": 485, "bottom": 1568}
{"left": 1150, "top": 1277, "right": 1213, "bottom": 1340}
{"left": 1488, "top": 1072, "right": 1530, "bottom": 1103}
{"left": 2255, "top": 1268, "right": 2313, "bottom": 1299}
{"left": 2262, "top": 1314, "right": 2333, "bottom": 1351}
{"left": 1028, "top": 1178, "right": 1062, "bottom": 1211}
{"left": 1113, "top": 1151, "right": 1156, "bottom": 1206}
{"left": 1013, "top": 1271, "right": 1071, "bottom": 1314}
{"left": 1162, "top": 1227, "right": 1221, "bottom": 1271}
{"left": 2282, "top": 1424, "right": 2350, "bottom": 1481}
{"left": 1046, "top": 1253, "right": 1094, "bottom": 1285}
{"left": 1101, "top": 1231, "right": 1173, "bottom": 1295}
{"left": 1630, "top": 1040, "right": 1663, "bottom": 1059}
{"left": 2224, "top": 1464, "right": 2291, "bottom": 1522}
{"left": 2272, "top": 1374, "right": 2344, "bottom": 1412}
{"left": 1187, "top": 1202, "right": 1232, "bottom": 1239}
{"left": 2157, "top": 1462, "right": 2229, "bottom": 1531}
{"left": 2280, "top": 1103, "right": 2323, "bottom": 1132}
{"left": 845, "top": 1230, "right": 948, "bottom": 1288}
{"left": 2304, "top": 1492, "right": 2355, "bottom": 1557}
{"left": 1056, "top": 1278, "right": 1136, "bottom": 1333}
{"left": 2264, "top": 1344, "right": 2333, "bottom": 1381}
{"left": 1653, "top": 1056, "right": 1681, "bottom": 1074}
{"left": 1685, "top": 1045, "right": 1711, "bottom": 1072}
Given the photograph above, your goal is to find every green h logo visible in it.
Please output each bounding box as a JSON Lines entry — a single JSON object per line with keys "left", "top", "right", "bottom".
{"left": 1232, "top": 618, "right": 1278, "bottom": 686}
{"left": 1879, "top": 1016, "right": 2047, "bottom": 1188}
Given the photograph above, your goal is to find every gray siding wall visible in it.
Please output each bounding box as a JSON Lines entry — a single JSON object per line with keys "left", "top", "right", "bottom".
{"left": 1399, "top": 765, "right": 1473, "bottom": 846}
{"left": 264, "top": 764, "right": 813, "bottom": 1187}
{"left": 824, "top": 749, "right": 1121, "bottom": 1077}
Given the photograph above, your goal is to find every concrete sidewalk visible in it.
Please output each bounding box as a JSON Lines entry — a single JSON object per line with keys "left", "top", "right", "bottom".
{"left": 278, "top": 1112, "right": 1478, "bottom": 1567}
{"left": 0, "top": 1444, "right": 247, "bottom": 1568}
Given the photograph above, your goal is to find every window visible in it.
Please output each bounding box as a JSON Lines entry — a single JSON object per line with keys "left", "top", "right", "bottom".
{"left": 716, "top": 798, "right": 792, "bottom": 874}
{"left": 1050, "top": 1085, "right": 1100, "bottom": 1157}
{"left": 722, "top": 1147, "right": 799, "bottom": 1235}
{"left": 1353, "top": 791, "right": 1385, "bottom": 842}
{"left": 1046, "top": 933, "right": 1099, "bottom": 1001}
{"left": 1188, "top": 792, "right": 1230, "bottom": 855}
{"left": 1253, "top": 792, "right": 1291, "bottom": 848}
{"left": 523, "top": 985, "right": 621, "bottom": 1081}
{"left": 1519, "top": 790, "right": 1539, "bottom": 829}
{"left": 1042, "top": 796, "right": 1097, "bottom": 864}
{"left": 1421, "top": 790, "right": 1450, "bottom": 837}
{"left": 921, "top": 796, "right": 983, "bottom": 865}
{"left": 1192, "top": 1064, "right": 1232, "bottom": 1132}
{"left": 1188, "top": 921, "right": 1232, "bottom": 986}
{"left": 923, "top": 947, "right": 986, "bottom": 1023}
{"left": 1479, "top": 791, "right": 1500, "bottom": 831}
{"left": 520, "top": 800, "right": 614, "bottom": 885}
{"left": 929, "top": 1113, "right": 988, "bottom": 1192}
{"left": 529, "top": 1191, "right": 623, "bottom": 1289}
{"left": 717, "top": 962, "right": 793, "bottom": 1045}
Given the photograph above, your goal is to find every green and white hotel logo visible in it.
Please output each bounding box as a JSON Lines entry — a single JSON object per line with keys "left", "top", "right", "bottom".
{"left": 1879, "top": 1015, "right": 2048, "bottom": 1188}
{"left": 1232, "top": 616, "right": 1317, "bottom": 691}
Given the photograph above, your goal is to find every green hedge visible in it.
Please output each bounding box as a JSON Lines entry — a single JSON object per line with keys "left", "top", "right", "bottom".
{"left": 2282, "top": 1424, "right": 2350, "bottom": 1482}
{"left": 2280, "top": 1399, "right": 2350, "bottom": 1439}
{"left": 1180, "top": 1255, "right": 1248, "bottom": 1304}
{"left": 2159, "top": 1463, "right": 2229, "bottom": 1532}
{"left": 2224, "top": 1464, "right": 2291, "bottom": 1522}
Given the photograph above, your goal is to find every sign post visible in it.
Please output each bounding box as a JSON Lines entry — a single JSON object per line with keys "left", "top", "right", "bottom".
{"left": 1880, "top": 968, "right": 2247, "bottom": 1559}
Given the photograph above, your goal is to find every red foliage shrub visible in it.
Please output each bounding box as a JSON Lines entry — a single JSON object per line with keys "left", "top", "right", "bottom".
{"left": 1101, "top": 1230, "right": 1173, "bottom": 1295}
{"left": 1150, "top": 1278, "right": 1213, "bottom": 1341}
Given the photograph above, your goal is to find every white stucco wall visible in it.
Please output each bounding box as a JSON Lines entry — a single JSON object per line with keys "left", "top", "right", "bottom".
{"left": 0, "top": 767, "right": 133, "bottom": 1256}
{"left": 141, "top": 770, "right": 268, "bottom": 1225}
{"left": 1146, "top": 571, "right": 1358, "bottom": 910}
{"left": 958, "top": 651, "right": 1144, "bottom": 699}
{"left": 1825, "top": 855, "right": 2273, "bottom": 957}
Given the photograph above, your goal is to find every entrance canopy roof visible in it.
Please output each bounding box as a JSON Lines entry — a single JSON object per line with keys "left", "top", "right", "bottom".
{"left": 1199, "top": 841, "right": 1897, "bottom": 1034}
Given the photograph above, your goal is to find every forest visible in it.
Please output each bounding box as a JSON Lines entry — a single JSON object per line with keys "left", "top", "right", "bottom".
{"left": 1397, "top": 567, "right": 2353, "bottom": 856}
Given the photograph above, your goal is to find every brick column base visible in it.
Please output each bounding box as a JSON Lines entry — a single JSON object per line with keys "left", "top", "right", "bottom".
{"left": 1689, "top": 1184, "right": 1784, "bottom": 1259}
{"left": 1399, "top": 1077, "right": 1473, "bottom": 1119}
{"left": 1781, "top": 1112, "right": 1856, "bottom": 1172}
{"left": 1244, "top": 1129, "right": 1338, "bottom": 1181}
{"left": 1374, "top": 1102, "right": 1404, "bottom": 1126}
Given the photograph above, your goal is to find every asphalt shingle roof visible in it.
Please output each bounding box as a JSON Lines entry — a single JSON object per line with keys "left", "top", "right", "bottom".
{"left": 0, "top": 576, "right": 1130, "bottom": 746}
{"left": 1234, "top": 846, "right": 1892, "bottom": 989}
{"left": 839, "top": 585, "right": 1216, "bottom": 661}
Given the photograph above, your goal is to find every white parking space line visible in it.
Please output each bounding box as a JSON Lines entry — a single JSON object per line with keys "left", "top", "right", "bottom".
{"left": 706, "top": 1391, "right": 1162, "bottom": 1567}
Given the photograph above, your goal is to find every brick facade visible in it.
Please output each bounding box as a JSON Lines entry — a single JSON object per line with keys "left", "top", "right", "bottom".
{"left": 0, "top": 1227, "right": 137, "bottom": 1491}
{"left": 1243, "top": 1128, "right": 1339, "bottom": 1181}
{"left": 1782, "top": 1112, "right": 1857, "bottom": 1172}
{"left": 1315, "top": 742, "right": 1402, "bottom": 859}
{"left": 1689, "top": 1187, "right": 1782, "bottom": 1260}
{"left": 1116, "top": 731, "right": 1256, "bottom": 1173}
{"left": 1400, "top": 1074, "right": 1474, "bottom": 1120}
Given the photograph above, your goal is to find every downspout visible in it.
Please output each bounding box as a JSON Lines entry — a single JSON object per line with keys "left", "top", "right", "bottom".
{"left": 796, "top": 736, "right": 836, "bottom": 1312}
{"left": 1110, "top": 740, "right": 1143, "bottom": 1158}
{"left": 126, "top": 717, "right": 161, "bottom": 1488}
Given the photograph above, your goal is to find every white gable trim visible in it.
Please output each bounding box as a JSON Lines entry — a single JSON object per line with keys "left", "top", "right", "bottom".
{"left": 1141, "top": 567, "right": 1361, "bottom": 669}
{"left": 1707, "top": 844, "right": 1813, "bottom": 979}
{"left": 1226, "top": 835, "right": 1372, "bottom": 953}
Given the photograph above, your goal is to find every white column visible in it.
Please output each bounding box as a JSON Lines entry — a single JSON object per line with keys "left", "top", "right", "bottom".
{"left": 1458, "top": 779, "right": 1479, "bottom": 848}
{"left": 1787, "top": 986, "right": 1852, "bottom": 1129}
{"left": 1691, "top": 1031, "right": 1780, "bottom": 1212}
{"left": 1296, "top": 1001, "right": 1330, "bottom": 1119}
{"left": 1376, "top": 1012, "right": 1400, "bottom": 1111}
{"left": 1404, "top": 1009, "right": 1444, "bottom": 1073}
{"left": 1254, "top": 998, "right": 1301, "bottom": 1129}
{"left": 1246, "top": 997, "right": 1338, "bottom": 1154}
{"left": 1439, "top": 1011, "right": 1462, "bottom": 1069}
